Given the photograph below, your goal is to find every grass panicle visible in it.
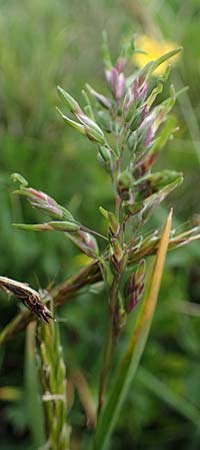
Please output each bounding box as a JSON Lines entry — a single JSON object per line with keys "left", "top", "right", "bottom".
{"left": 0, "top": 32, "right": 200, "bottom": 450}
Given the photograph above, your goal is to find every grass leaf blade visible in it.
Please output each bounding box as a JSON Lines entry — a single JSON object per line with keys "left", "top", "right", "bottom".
{"left": 137, "top": 367, "right": 200, "bottom": 429}
{"left": 93, "top": 209, "right": 173, "bottom": 450}
{"left": 25, "top": 323, "right": 45, "bottom": 449}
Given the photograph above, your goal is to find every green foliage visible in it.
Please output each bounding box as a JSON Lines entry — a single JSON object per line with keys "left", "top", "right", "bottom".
{"left": 0, "top": 1, "right": 200, "bottom": 450}
{"left": 36, "top": 300, "right": 70, "bottom": 449}
{"left": 93, "top": 211, "right": 173, "bottom": 450}
{"left": 25, "top": 323, "right": 45, "bottom": 448}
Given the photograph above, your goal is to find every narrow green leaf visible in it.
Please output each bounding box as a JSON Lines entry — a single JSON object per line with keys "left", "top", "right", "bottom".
{"left": 142, "top": 47, "right": 182, "bottom": 80}
{"left": 138, "top": 366, "right": 200, "bottom": 429}
{"left": 151, "top": 47, "right": 182, "bottom": 75}
{"left": 25, "top": 323, "right": 45, "bottom": 448}
{"left": 93, "top": 210, "right": 173, "bottom": 450}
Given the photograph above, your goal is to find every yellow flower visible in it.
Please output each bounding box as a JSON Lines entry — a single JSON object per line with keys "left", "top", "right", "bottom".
{"left": 134, "top": 35, "right": 180, "bottom": 75}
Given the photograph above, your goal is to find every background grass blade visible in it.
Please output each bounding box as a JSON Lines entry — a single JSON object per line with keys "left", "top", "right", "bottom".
{"left": 93, "top": 209, "right": 173, "bottom": 450}
{"left": 25, "top": 322, "right": 45, "bottom": 449}
{"left": 137, "top": 366, "right": 200, "bottom": 429}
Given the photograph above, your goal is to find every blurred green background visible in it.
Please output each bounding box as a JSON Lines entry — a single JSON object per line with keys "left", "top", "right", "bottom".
{"left": 0, "top": 0, "right": 200, "bottom": 449}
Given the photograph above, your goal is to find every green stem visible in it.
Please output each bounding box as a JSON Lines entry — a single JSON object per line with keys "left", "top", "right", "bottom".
{"left": 97, "top": 276, "right": 120, "bottom": 416}
{"left": 0, "top": 228, "right": 199, "bottom": 346}
{"left": 80, "top": 225, "right": 108, "bottom": 241}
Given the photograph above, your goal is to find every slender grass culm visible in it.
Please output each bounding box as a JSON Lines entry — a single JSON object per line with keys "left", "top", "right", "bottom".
{"left": 36, "top": 298, "right": 70, "bottom": 450}
{"left": 0, "top": 34, "right": 200, "bottom": 450}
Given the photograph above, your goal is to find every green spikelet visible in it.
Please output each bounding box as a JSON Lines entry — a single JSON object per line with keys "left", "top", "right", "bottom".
{"left": 36, "top": 297, "right": 70, "bottom": 450}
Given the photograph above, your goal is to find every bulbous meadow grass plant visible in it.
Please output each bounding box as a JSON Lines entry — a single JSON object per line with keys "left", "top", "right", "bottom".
{"left": 1, "top": 34, "right": 200, "bottom": 449}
